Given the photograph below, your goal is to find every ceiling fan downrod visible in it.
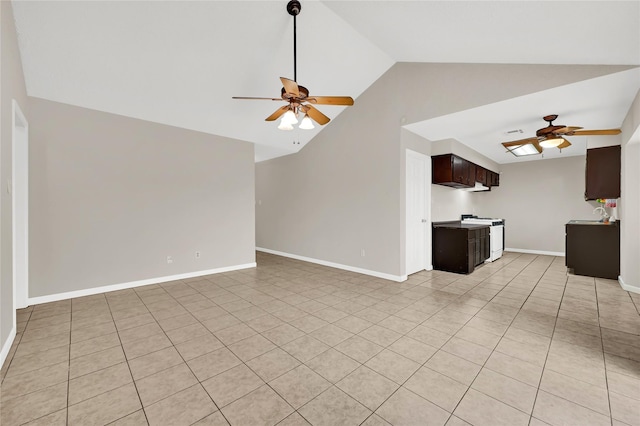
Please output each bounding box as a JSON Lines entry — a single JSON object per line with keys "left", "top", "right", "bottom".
{"left": 287, "top": 0, "right": 302, "bottom": 82}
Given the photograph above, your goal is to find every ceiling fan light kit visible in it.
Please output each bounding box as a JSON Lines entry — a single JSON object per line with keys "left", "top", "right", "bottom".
{"left": 232, "top": 1, "right": 354, "bottom": 131}
{"left": 502, "top": 114, "right": 621, "bottom": 157}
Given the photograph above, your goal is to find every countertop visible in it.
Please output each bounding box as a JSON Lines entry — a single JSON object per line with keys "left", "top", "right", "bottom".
{"left": 432, "top": 221, "right": 490, "bottom": 230}
{"left": 567, "top": 220, "right": 620, "bottom": 226}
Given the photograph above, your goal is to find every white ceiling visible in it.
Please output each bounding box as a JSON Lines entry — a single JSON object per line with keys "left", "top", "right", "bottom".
{"left": 405, "top": 68, "right": 640, "bottom": 164}
{"left": 11, "top": 1, "right": 640, "bottom": 163}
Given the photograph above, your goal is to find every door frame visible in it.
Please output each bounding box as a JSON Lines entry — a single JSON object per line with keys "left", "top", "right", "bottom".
{"left": 12, "top": 99, "right": 29, "bottom": 310}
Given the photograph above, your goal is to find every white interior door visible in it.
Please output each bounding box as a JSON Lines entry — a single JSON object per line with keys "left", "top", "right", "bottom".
{"left": 406, "top": 150, "right": 430, "bottom": 275}
{"left": 13, "top": 100, "right": 29, "bottom": 309}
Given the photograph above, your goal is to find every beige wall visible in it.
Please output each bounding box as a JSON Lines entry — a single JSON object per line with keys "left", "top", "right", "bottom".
{"left": 256, "top": 63, "right": 629, "bottom": 278}
{"left": 475, "top": 156, "right": 598, "bottom": 254}
{"left": 1, "top": 1, "right": 29, "bottom": 361}
{"left": 620, "top": 89, "right": 640, "bottom": 292}
{"left": 29, "top": 98, "right": 256, "bottom": 297}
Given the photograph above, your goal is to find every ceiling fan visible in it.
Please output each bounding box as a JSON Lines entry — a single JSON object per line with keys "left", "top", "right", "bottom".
{"left": 232, "top": 0, "right": 354, "bottom": 130}
{"left": 502, "top": 114, "right": 621, "bottom": 156}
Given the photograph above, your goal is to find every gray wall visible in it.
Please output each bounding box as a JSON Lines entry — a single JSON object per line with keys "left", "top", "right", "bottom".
{"left": 1, "top": 1, "right": 29, "bottom": 360}
{"left": 256, "top": 63, "right": 630, "bottom": 277}
{"left": 29, "top": 98, "right": 255, "bottom": 297}
{"left": 475, "top": 156, "right": 598, "bottom": 254}
{"left": 620, "top": 89, "right": 640, "bottom": 291}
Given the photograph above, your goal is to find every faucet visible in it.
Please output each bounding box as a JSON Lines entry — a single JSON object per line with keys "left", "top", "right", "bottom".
{"left": 593, "top": 206, "right": 609, "bottom": 221}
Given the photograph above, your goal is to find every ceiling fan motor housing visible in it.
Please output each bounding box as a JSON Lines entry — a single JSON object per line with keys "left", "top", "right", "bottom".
{"left": 536, "top": 114, "right": 564, "bottom": 137}
{"left": 287, "top": 0, "right": 301, "bottom": 16}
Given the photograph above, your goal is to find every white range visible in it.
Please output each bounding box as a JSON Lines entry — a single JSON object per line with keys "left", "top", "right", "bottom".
{"left": 461, "top": 216, "right": 505, "bottom": 262}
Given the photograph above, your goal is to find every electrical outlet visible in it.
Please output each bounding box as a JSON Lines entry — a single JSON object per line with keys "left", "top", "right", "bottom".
{"left": 195, "top": 251, "right": 201, "bottom": 259}
{"left": 167, "top": 256, "right": 173, "bottom": 264}
{"left": 361, "top": 249, "right": 365, "bottom": 257}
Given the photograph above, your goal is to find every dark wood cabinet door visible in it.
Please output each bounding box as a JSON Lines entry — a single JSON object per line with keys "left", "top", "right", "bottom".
{"left": 432, "top": 155, "right": 453, "bottom": 185}
{"left": 585, "top": 145, "right": 621, "bottom": 200}
{"left": 566, "top": 223, "right": 619, "bottom": 279}
{"left": 476, "top": 167, "right": 487, "bottom": 185}
{"left": 486, "top": 171, "right": 499, "bottom": 187}
{"left": 467, "top": 162, "right": 476, "bottom": 186}
{"left": 452, "top": 155, "right": 467, "bottom": 185}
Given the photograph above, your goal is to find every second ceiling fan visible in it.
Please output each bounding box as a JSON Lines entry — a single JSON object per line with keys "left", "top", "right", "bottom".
{"left": 232, "top": 1, "right": 354, "bottom": 130}
{"left": 502, "top": 114, "right": 621, "bottom": 155}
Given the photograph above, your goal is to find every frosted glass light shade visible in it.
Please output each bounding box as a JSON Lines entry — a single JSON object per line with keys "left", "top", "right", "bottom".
{"left": 283, "top": 110, "right": 298, "bottom": 125}
{"left": 299, "top": 115, "right": 315, "bottom": 130}
{"left": 540, "top": 137, "right": 563, "bottom": 148}
{"left": 278, "top": 117, "right": 294, "bottom": 130}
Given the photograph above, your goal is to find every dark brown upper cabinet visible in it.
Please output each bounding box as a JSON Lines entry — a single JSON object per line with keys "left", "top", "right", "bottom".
{"left": 585, "top": 145, "right": 620, "bottom": 200}
{"left": 476, "top": 167, "right": 487, "bottom": 186}
{"left": 489, "top": 170, "right": 500, "bottom": 187}
{"left": 432, "top": 154, "right": 499, "bottom": 189}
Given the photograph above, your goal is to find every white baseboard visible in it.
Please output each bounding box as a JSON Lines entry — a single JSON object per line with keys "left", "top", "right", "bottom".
{"left": 505, "top": 248, "right": 565, "bottom": 257}
{"left": 619, "top": 276, "right": 640, "bottom": 294}
{"left": 27, "top": 262, "right": 257, "bottom": 306}
{"left": 257, "top": 247, "right": 406, "bottom": 282}
{"left": 0, "top": 326, "right": 16, "bottom": 371}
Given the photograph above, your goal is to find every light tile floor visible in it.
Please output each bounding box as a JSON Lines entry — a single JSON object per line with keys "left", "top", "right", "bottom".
{"left": 1, "top": 251, "right": 639, "bottom": 426}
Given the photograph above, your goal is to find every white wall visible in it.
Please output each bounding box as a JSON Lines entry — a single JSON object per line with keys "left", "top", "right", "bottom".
{"left": 28, "top": 98, "right": 256, "bottom": 298}
{"left": 1, "top": 0, "right": 29, "bottom": 367}
{"left": 619, "top": 89, "right": 640, "bottom": 292}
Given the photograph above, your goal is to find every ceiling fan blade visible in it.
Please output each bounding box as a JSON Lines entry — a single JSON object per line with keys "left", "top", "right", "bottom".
{"left": 569, "top": 129, "right": 621, "bottom": 136}
{"left": 556, "top": 126, "right": 583, "bottom": 134}
{"left": 532, "top": 140, "right": 543, "bottom": 153}
{"left": 303, "top": 105, "right": 331, "bottom": 125}
{"left": 306, "top": 96, "right": 354, "bottom": 106}
{"left": 280, "top": 77, "right": 300, "bottom": 97}
{"left": 557, "top": 138, "right": 571, "bottom": 149}
{"left": 265, "top": 105, "right": 290, "bottom": 122}
{"left": 502, "top": 137, "right": 540, "bottom": 146}
{"left": 233, "top": 96, "right": 283, "bottom": 101}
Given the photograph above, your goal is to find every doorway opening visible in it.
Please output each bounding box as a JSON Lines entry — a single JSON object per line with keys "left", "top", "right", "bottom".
{"left": 12, "top": 100, "right": 29, "bottom": 309}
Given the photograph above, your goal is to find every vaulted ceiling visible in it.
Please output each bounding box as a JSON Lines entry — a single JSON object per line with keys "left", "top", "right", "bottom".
{"left": 12, "top": 1, "right": 640, "bottom": 162}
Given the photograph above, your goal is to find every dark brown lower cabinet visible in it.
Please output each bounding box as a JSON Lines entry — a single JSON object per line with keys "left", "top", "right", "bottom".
{"left": 566, "top": 221, "right": 620, "bottom": 280}
{"left": 432, "top": 222, "right": 490, "bottom": 274}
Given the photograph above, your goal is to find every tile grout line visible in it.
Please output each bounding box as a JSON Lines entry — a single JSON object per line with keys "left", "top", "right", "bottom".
{"left": 67, "top": 299, "right": 73, "bottom": 425}
{"left": 104, "top": 291, "right": 153, "bottom": 425}
{"left": 594, "top": 277, "right": 615, "bottom": 426}
{"left": 524, "top": 262, "right": 569, "bottom": 426}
